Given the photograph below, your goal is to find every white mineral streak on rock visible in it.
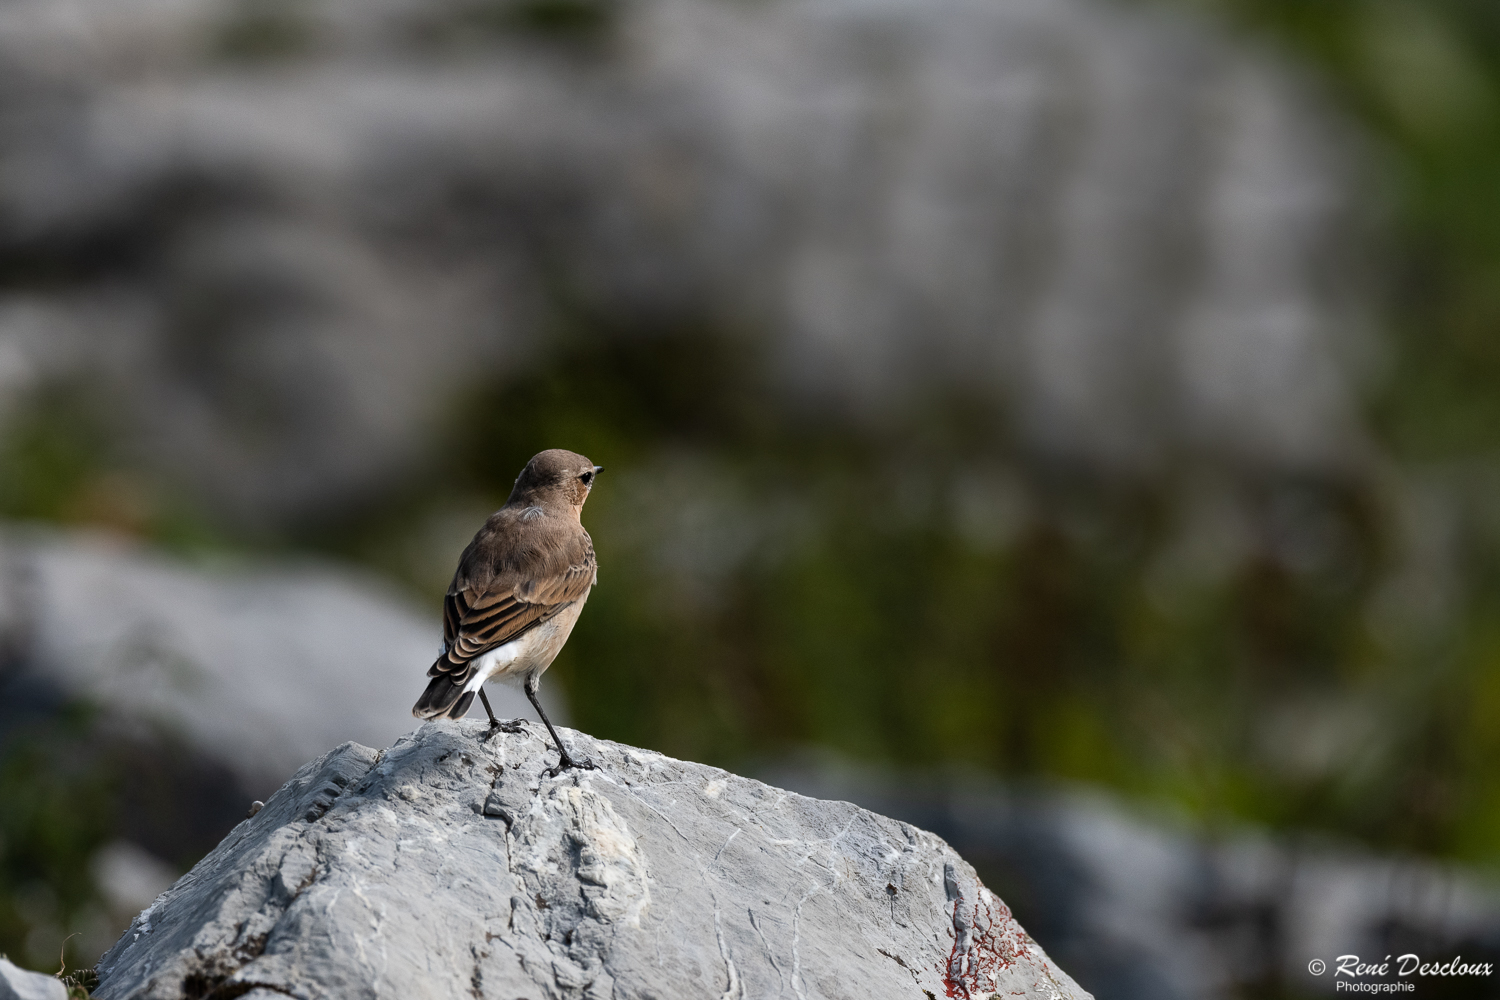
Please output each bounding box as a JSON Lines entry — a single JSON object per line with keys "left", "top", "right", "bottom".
{"left": 92, "top": 722, "right": 1091, "bottom": 1000}
{"left": 510, "top": 784, "right": 652, "bottom": 928}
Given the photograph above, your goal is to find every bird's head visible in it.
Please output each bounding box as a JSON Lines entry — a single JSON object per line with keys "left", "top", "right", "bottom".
{"left": 511, "top": 448, "right": 602, "bottom": 509}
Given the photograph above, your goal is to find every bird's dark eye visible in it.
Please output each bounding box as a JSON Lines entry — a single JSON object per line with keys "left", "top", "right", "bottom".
{"left": 581, "top": 471, "right": 594, "bottom": 485}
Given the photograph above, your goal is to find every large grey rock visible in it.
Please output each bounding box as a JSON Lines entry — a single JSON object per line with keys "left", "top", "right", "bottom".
{"left": 93, "top": 721, "right": 1091, "bottom": 1000}
{"left": 0, "top": 958, "right": 66, "bottom": 1000}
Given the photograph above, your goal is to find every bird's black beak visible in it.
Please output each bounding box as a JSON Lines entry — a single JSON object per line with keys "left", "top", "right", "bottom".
{"left": 593, "top": 465, "right": 604, "bottom": 474}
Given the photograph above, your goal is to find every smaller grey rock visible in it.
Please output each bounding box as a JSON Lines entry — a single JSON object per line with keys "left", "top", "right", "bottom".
{"left": 1, "top": 529, "right": 561, "bottom": 790}
{"left": 0, "top": 958, "right": 67, "bottom": 1000}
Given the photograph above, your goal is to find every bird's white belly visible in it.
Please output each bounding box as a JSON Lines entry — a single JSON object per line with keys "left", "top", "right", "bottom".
{"left": 462, "top": 638, "right": 527, "bottom": 694}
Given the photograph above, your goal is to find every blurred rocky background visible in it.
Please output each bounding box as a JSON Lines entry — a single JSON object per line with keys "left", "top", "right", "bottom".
{"left": 1, "top": 0, "right": 1499, "bottom": 995}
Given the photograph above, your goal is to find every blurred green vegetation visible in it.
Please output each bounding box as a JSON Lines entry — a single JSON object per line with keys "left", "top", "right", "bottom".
{"left": 0, "top": 690, "right": 257, "bottom": 975}
{"left": 321, "top": 329, "right": 1415, "bottom": 839}
{"left": 0, "top": 704, "right": 112, "bottom": 980}
{"left": 1146, "top": 0, "right": 1500, "bottom": 854}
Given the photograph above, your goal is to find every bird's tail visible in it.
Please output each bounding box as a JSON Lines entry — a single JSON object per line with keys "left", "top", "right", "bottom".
{"left": 412, "top": 670, "right": 477, "bottom": 720}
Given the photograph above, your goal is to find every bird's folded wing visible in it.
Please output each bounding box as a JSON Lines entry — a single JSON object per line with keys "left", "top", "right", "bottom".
{"left": 430, "top": 539, "right": 596, "bottom": 678}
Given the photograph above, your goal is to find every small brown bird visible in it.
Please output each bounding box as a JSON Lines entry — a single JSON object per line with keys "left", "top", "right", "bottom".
{"left": 412, "top": 448, "right": 601, "bottom": 770}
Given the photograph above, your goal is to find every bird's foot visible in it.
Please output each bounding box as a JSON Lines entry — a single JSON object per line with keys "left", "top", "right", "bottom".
{"left": 478, "top": 718, "right": 527, "bottom": 742}
{"left": 545, "top": 752, "right": 597, "bottom": 778}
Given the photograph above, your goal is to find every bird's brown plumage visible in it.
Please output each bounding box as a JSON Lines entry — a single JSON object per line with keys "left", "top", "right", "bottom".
{"left": 430, "top": 508, "right": 597, "bottom": 681}
{"left": 412, "top": 449, "right": 600, "bottom": 722}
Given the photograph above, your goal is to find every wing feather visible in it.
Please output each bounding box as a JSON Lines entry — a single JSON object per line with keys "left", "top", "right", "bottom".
{"left": 427, "top": 525, "right": 596, "bottom": 680}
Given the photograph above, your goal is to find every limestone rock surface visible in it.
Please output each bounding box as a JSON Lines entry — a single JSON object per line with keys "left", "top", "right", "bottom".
{"left": 93, "top": 721, "right": 1091, "bottom": 1000}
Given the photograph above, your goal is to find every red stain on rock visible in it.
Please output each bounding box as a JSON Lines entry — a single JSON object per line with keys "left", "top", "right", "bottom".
{"left": 938, "top": 878, "right": 1034, "bottom": 999}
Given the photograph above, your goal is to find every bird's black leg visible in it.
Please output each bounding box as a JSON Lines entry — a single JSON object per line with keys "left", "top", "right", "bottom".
{"left": 526, "top": 674, "right": 593, "bottom": 773}
{"left": 478, "top": 688, "right": 500, "bottom": 726}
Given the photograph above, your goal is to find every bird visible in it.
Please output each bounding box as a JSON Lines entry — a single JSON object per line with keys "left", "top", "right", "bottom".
{"left": 412, "top": 448, "right": 601, "bottom": 771}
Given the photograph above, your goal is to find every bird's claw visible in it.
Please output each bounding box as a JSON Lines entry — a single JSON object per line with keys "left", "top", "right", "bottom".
{"left": 479, "top": 718, "right": 527, "bottom": 742}
{"left": 545, "top": 753, "right": 597, "bottom": 778}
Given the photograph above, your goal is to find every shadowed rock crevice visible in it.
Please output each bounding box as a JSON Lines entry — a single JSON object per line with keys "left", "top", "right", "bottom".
{"left": 93, "top": 722, "right": 1092, "bottom": 1000}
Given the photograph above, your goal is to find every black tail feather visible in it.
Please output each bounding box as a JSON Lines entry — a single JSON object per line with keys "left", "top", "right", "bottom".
{"left": 412, "top": 672, "right": 476, "bottom": 720}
